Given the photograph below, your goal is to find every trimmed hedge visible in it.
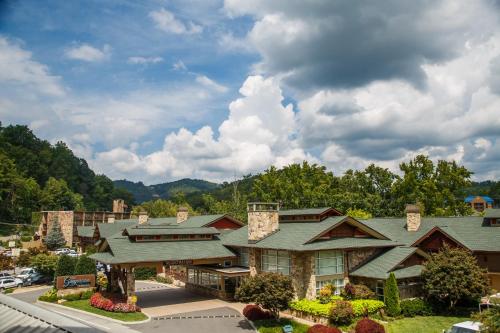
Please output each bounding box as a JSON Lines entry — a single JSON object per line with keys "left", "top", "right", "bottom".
{"left": 290, "top": 299, "right": 385, "bottom": 318}
{"left": 55, "top": 255, "right": 77, "bottom": 278}
{"left": 307, "top": 324, "right": 342, "bottom": 333}
{"left": 329, "top": 300, "right": 354, "bottom": 325}
{"left": 400, "top": 298, "right": 433, "bottom": 317}
{"left": 355, "top": 318, "right": 385, "bottom": 333}
{"left": 351, "top": 300, "right": 385, "bottom": 317}
{"left": 38, "top": 288, "right": 58, "bottom": 302}
{"left": 134, "top": 267, "right": 156, "bottom": 280}
{"left": 74, "top": 255, "right": 96, "bottom": 275}
{"left": 242, "top": 304, "right": 272, "bottom": 321}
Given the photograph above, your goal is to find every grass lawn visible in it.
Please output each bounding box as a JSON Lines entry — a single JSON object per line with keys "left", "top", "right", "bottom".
{"left": 254, "top": 318, "right": 310, "bottom": 333}
{"left": 61, "top": 299, "right": 148, "bottom": 322}
{"left": 385, "top": 316, "right": 470, "bottom": 333}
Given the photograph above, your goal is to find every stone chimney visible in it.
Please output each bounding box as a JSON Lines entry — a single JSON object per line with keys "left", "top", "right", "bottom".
{"left": 177, "top": 207, "right": 189, "bottom": 224}
{"left": 138, "top": 211, "right": 148, "bottom": 225}
{"left": 113, "top": 199, "right": 125, "bottom": 213}
{"left": 405, "top": 204, "right": 421, "bottom": 231}
{"left": 107, "top": 213, "right": 115, "bottom": 223}
{"left": 247, "top": 202, "right": 279, "bottom": 243}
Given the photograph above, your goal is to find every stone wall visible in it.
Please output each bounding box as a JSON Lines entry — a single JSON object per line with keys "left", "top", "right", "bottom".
{"left": 347, "top": 248, "right": 380, "bottom": 271}
{"left": 407, "top": 212, "right": 421, "bottom": 231}
{"left": 248, "top": 211, "right": 279, "bottom": 242}
{"left": 176, "top": 208, "right": 189, "bottom": 224}
{"left": 248, "top": 248, "right": 261, "bottom": 276}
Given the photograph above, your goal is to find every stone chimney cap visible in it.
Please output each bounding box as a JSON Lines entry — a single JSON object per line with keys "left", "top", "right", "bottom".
{"left": 405, "top": 204, "right": 420, "bottom": 214}
{"left": 178, "top": 206, "right": 188, "bottom": 212}
{"left": 138, "top": 211, "right": 148, "bottom": 215}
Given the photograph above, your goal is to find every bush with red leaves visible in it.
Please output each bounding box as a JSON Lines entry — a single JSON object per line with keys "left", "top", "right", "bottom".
{"left": 355, "top": 318, "right": 385, "bottom": 333}
{"left": 242, "top": 304, "right": 272, "bottom": 321}
{"left": 307, "top": 324, "right": 342, "bottom": 333}
{"left": 89, "top": 292, "right": 140, "bottom": 313}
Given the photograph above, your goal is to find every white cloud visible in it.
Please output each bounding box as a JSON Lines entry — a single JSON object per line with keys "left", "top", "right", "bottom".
{"left": 149, "top": 8, "right": 203, "bottom": 35}
{"left": 65, "top": 43, "right": 111, "bottom": 62}
{"left": 172, "top": 60, "right": 187, "bottom": 71}
{"left": 195, "top": 75, "right": 228, "bottom": 93}
{"left": 127, "top": 56, "right": 163, "bottom": 65}
{"left": 92, "top": 75, "right": 315, "bottom": 182}
{"left": 0, "top": 36, "right": 64, "bottom": 96}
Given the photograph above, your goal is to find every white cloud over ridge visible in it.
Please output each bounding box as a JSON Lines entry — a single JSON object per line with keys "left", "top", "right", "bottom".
{"left": 127, "top": 56, "right": 163, "bottom": 65}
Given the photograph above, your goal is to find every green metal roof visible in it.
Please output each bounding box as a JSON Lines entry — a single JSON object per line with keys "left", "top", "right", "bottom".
{"left": 222, "top": 216, "right": 398, "bottom": 251}
{"left": 391, "top": 265, "right": 424, "bottom": 279}
{"left": 484, "top": 209, "right": 500, "bottom": 218}
{"left": 146, "top": 214, "right": 230, "bottom": 228}
{"left": 279, "top": 207, "right": 333, "bottom": 216}
{"left": 91, "top": 235, "right": 236, "bottom": 264}
{"left": 97, "top": 220, "right": 138, "bottom": 238}
{"left": 125, "top": 226, "right": 219, "bottom": 236}
{"left": 76, "top": 226, "right": 95, "bottom": 238}
{"left": 350, "top": 247, "right": 420, "bottom": 279}
{"left": 359, "top": 216, "right": 500, "bottom": 252}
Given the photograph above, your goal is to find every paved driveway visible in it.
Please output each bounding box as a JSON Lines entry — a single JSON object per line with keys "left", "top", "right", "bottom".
{"left": 133, "top": 281, "right": 254, "bottom": 333}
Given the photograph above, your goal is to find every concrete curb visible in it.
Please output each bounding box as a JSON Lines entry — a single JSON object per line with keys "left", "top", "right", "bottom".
{"left": 247, "top": 319, "right": 259, "bottom": 332}
{"left": 37, "top": 300, "right": 151, "bottom": 325}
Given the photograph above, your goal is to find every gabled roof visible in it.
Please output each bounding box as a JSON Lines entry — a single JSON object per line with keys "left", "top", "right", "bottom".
{"left": 279, "top": 207, "right": 342, "bottom": 216}
{"left": 96, "top": 220, "right": 137, "bottom": 238}
{"left": 410, "top": 226, "right": 467, "bottom": 248}
{"left": 146, "top": 214, "right": 243, "bottom": 228}
{"left": 124, "top": 226, "right": 219, "bottom": 236}
{"left": 222, "top": 216, "right": 399, "bottom": 251}
{"left": 76, "top": 226, "right": 95, "bottom": 238}
{"left": 359, "top": 216, "right": 500, "bottom": 252}
{"left": 350, "top": 246, "right": 428, "bottom": 280}
{"left": 91, "top": 235, "right": 236, "bottom": 264}
{"left": 484, "top": 208, "right": 500, "bottom": 218}
{"left": 306, "top": 216, "right": 389, "bottom": 243}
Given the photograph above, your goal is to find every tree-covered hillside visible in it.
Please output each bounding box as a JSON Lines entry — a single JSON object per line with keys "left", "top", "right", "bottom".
{"left": 0, "top": 123, "right": 134, "bottom": 228}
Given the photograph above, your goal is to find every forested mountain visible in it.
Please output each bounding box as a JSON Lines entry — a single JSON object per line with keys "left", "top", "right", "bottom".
{"left": 113, "top": 178, "right": 219, "bottom": 203}
{"left": 0, "top": 123, "right": 134, "bottom": 228}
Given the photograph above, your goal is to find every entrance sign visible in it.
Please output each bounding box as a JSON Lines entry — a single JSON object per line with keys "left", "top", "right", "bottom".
{"left": 56, "top": 274, "right": 96, "bottom": 289}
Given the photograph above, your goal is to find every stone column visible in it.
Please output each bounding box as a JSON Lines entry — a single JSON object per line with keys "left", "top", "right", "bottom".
{"left": 126, "top": 268, "right": 135, "bottom": 297}
{"left": 249, "top": 248, "right": 261, "bottom": 276}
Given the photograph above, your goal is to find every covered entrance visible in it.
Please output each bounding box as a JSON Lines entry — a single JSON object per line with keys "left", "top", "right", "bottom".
{"left": 186, "top": 265, "right": 250, "bottom": 300}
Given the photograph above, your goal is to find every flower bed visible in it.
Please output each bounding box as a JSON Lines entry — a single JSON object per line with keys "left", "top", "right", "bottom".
{"left": 89, "top": 293, "right": 140, "bottom": 313}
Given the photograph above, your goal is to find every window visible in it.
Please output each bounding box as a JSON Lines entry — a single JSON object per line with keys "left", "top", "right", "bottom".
{"left": 239, "top": 248, "right": 249, "bottom": 267}
{"left": 315, "top": 250, "right": 343, "bottom": 275}
{"left": 261, "top": 250, "right": 290, "bottom": 275}
{"left": 188, "top": 269, "right": 197, "bottom": 283}
{"left": 376, "top": 280, "right": 384, "bottom": 301}
{"left": 316, "top": 279, "right": 344, "bottom": 295}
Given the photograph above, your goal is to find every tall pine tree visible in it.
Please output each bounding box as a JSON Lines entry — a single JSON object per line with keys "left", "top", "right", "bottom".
{"left": 384, "top": 272, "right": 401, "bottom": 316}
{"left": 45, "top": 216, "right": 66, "bottom": 250}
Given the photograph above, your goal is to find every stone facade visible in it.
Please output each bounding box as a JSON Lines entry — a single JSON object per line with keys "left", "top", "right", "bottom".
{"left": 177, "top": 207, "right": 189, "bottom": 224}
{"left": 248, "top": 210, "right": 279, "bottom": 242}
{"left": 347, "top": 248, "right": 380, "bottom": 271}
{"left": 138, "top": 212, "right": 148, "bottom": 224}
{"left": 113, "top": 199, "right": 125, "bottom": 213}
{"left": 42, "top": 211, "right": 74, "bottom": 247}
{"left": 248, "top": 248, "right": 261, "bottom": 276}
{"left": 405, "top": 204, "right": 421, "bottom": 231}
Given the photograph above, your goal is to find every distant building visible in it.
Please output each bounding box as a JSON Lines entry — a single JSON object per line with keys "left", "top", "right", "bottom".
{"left": 38, "top": 199, "right": 131, "bottom": 248}
{"left": 465, "top": 195, "right": 494, "bottom": 212}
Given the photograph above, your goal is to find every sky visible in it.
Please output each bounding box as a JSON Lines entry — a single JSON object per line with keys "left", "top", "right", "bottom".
{"left": 1, "top": 0, "right": 500, "bottom": 184}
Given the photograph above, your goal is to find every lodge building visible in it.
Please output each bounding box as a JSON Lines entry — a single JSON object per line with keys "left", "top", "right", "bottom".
{"left": 88, "top": 204, "right": 500, "bottom": 301}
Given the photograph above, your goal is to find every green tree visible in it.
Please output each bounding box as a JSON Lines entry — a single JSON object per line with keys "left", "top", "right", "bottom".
{"left": 132, "top": 199, "right": 196, "bottom": 218}
{"left": 74, "top": 255, "right": 96, "bottom": 275}
{"left": 384, "top": 272, "right": 401, "bottom": 316}
{"left": 472, "top": 307, "right": 500, "bottom": 333}
{"left": 45, "top": 216, "right": 66, "bottom": 250}
{"left": 55, "top": 254, "right": 77, "bottom": 277}
{"left": 235, "top": 272, "right": 295, "bottom": 318}
{"left": 0, "top": 254, "right": 13, "bottom": 270}
{"left": 40, "top": 177, "right": 83, "bottom": 211}
{"left": 422, "top": 245, "right": 490, "bottom": 308}
{"left": 346, "top": 208, "right": 372, "bottom": 219}
{"left": 30, "top": 253, "right": 58, "bottom": 276}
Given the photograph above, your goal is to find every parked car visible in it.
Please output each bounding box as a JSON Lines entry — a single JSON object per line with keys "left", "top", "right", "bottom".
{"left": 27, "top": 273, "right": 52, "bottom": 285}
{"left": 54, "top": 248, "right": 70, "bottom": 255}
{"left": 0, "top": 277, "right": 23, "bottom": 291}
{"left": 67, "top": 249, "right": 79, "bottom": 257}
{"left": 0, "top": 272, "right": 13, "bottom": 279}
{"left": 445, "top": 321, "right": 485, "bottom": 333}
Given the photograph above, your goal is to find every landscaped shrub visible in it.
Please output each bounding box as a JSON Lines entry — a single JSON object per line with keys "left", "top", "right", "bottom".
{"left": 38, "top": 288, "right": 58, "bottom": 302}
{"left": 89, "top": 292, "right": 141, "bottom": 313}
{"left": 242, "top": 304, "right": 272, "bottom": 321}
{"left": 80, "top": 289, "right": 94, "bottom": 300}
{"left": 134, "top": 267, "right": 156, "bottom": 280}
{"left": 290, "top": 299, "right": 332, "bottom": 317}
{"left": 318, "top": 283, "right": 336, "bottom": 304}
{"left": 307, "top": 324, "right": 342, "bottom": 333}
{"left": 341, "top": 283, "right": 375, "bottom": 300}
{"left": 329, "top": 300, "right": 354, "bottom": 325}
{"left": 355, "top": 318, "right": 385, "bottom": 333}
{"left": 62, "top": 292, "right": 82, "bottom": 301}
{"left": 74, "top": 255, "right": 96, "bottom": 275}
{"left": 350, "top": 300, "right": 385, "bottom": 317}
{"left": 384, "top": 273, "right": 401, "bottom": 316}
{"left": 155, "top": 275, "right": 173, "bottom": 284}
{"left": 96, "top": 271, "right": 108, "bottom": 290}
{"left": 400, "top": 298, "right": 433, "bottom": 317}
{"left": 55, "top": 254, "right": 77, "bottom": 278}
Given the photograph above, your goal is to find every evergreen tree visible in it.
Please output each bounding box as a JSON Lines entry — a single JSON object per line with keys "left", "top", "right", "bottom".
{"left": 384, "top": 272, "right": 401, "bottom": 316}
{"left": 45, "top": 217, "right": 66, "bottom": 250}
{"left": 55, "top": 254, "right": 76, "bottom": 278}
{"left": 74, "top": 255, "right": 96, "bottom": 275}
